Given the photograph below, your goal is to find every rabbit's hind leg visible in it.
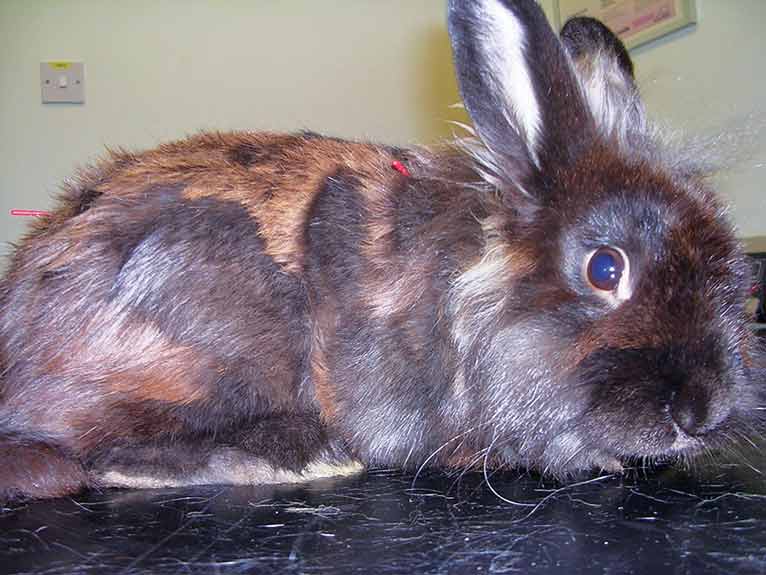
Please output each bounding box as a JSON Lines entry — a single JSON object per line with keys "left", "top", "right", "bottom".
{"left": 89, "top": 412, "right": 363, "bottom": 490}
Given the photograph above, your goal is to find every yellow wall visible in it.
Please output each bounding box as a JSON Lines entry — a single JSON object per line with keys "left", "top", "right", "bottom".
{"left": 0, "top": 0, "right": 464, "bottom": 255}
{"left": 1, "top": 1, "right": 764, "bottom": 258}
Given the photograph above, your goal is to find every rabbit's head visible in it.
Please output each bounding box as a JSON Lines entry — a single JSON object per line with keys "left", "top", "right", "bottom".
{"left": 445, "top": 0, "right": 762, "bottom": 474}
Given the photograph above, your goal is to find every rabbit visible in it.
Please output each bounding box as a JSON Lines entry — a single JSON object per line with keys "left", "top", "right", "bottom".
{"left": 0, "top": 0, "right": 763, "bottom": 501}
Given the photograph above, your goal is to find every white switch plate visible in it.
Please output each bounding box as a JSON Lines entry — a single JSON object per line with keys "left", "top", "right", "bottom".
{"left": 41, "top": 61, "right": 85, "bottom": 104}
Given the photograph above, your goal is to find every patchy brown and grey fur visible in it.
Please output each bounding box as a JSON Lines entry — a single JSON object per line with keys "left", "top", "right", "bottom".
{"left": 0, "top": 0, "right": 763, "bottom": 500}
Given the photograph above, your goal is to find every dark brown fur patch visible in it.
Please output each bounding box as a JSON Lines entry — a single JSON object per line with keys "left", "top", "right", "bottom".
{"left": 228, "top": 142, "right": 266, "bottom": 167}
{"left": 310, "top": 306, "right": 337, "bottom": 421}
{"left": 154, "top": 132, "right": 393, "bottom": 274}
{"left": 0, "top": 438, "right": 89, "bottom": 500}
{"left": 99, "top": 345, "right": 211, "bottom": 406}
{"left": 73, "top": 189, "right": 103, "bottom": 214}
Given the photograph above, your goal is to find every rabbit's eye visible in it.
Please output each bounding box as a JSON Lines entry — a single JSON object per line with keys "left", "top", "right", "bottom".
{"left": 587, "top": 247, "right": 625, "bottom": 291}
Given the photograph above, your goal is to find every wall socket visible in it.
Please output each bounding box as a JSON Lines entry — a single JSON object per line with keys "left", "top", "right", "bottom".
{"left": 41, "top": 61, "right": 85, "bottom": 104}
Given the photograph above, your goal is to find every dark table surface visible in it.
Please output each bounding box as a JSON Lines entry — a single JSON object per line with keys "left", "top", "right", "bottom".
{"left": 2, "top": 457, "right": 766, "bottom": 575}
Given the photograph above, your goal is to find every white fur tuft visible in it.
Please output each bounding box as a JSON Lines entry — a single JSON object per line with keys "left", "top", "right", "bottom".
{"left": 478, "top": 0, "right": 542, "bottom": 165}
{"left": 572, "top": 50, "right": 646, "bottom": 146}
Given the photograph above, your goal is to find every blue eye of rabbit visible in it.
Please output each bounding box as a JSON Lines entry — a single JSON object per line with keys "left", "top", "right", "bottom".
{"left": 587, "top": 247, "right": 624, "bottom": 291}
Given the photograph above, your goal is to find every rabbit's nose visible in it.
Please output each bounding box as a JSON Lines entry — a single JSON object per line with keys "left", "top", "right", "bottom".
{"left": 669, "top": 376, "right": 728, "bottom": 436}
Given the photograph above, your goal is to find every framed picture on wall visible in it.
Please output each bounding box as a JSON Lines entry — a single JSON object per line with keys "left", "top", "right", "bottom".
{"left": 552, "top": 0, "right": 697, "bottom": 50}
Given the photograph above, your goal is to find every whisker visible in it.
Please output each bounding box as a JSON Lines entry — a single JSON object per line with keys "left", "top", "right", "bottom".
{"left": 446, "top": 446, "right": 496, "bottom": 497}
{"left": 410, "top": 426, "right": 478, "bottom": 489}
{"left": 401, "top": 443, "right": 417, "bottom": 470}
{"left": 732, "top": 428, "right": 759, "bottom": 450}
{"left": 511, "top": 473, "right": 616, "bottom": 523}
{"left": 482, "top": 434, "right": 536, "bottom": 508}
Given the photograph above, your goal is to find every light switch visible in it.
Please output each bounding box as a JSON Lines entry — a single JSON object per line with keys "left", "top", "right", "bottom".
{"left": 41, "top": 61, "right": 85, "bottom": 104}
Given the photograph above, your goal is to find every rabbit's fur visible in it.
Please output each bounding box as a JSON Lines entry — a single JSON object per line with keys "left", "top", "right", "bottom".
{"left": 0, "top": 0, "right": 762, "bottom": 500}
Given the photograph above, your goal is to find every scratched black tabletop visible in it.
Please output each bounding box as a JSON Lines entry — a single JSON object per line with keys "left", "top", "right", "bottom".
{"left": 2, "top": 456, "right": 765, "bottom": 575}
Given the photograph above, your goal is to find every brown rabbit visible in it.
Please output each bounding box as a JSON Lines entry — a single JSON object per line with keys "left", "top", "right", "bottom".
{"left": 0, "top": 0, "right": 762, "bottom": 500}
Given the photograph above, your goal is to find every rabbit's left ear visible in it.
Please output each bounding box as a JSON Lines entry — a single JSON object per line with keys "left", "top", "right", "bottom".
{"left": 560, "top": 16, "right": 647, "bottom": 141}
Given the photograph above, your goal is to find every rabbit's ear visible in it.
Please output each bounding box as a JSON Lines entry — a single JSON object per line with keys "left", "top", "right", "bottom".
{"left": 560, "top": 16, "right": 647, "bottom": 141}
{"left": 448, "top": 0, "right": 595, "bottom": 187}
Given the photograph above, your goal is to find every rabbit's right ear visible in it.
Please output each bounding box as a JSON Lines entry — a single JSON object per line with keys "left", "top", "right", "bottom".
{"left": 448, "top": 0, "right": 595, "bottom": 189}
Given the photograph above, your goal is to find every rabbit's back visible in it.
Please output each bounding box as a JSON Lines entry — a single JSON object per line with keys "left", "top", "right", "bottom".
{"left": 0, "top": 131, "right": 481, "bottom": 469}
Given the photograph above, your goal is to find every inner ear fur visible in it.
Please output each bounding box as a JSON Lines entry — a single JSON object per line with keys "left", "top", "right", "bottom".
{"left": 560, "top": 16, "right": 647, "bottom": 140}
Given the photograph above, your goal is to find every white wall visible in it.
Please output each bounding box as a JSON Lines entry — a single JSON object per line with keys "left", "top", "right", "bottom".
{"left": 1, "top": 1, "right": 764, "bottom": 264}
